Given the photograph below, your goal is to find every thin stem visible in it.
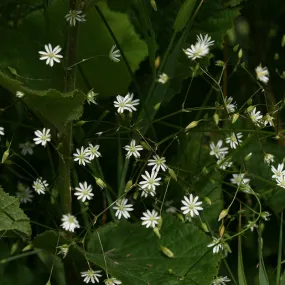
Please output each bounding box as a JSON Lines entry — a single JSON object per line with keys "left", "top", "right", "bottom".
{"left": 96, "top": 231, "right": 109, "bottom": 278}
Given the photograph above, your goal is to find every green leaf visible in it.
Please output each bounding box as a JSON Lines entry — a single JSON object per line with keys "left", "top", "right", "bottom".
{"left": 0, "top": 188, "right": 31, "bottom": 238}
{"left": 238, "top": 220, "right": 247, "bottom": 285}
{"left": 258, "top": 229, "right": 270, "bottom": 285}
{"left": 87, "top": 215, "right": 221, "bottom": 285}
{"left": 276, "top": 213, "right": 283, "bottom": 285}
{"left": 173, "top": 0, "right": 197, "bottom": 32}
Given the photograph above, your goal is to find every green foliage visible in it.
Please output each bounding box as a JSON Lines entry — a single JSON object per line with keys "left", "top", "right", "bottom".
{"left": 87, "top": 215, "right": 221, "bottom": 285}
{"left": 0, "top": 188, "right": 31, "bottom": 238}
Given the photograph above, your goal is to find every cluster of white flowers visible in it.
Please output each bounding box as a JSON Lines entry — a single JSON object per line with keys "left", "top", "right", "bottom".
{"left": 73, "top": 144, "right": 101, "bottom": 166}
{"left": 183, "top": 34, "right": 215, "bottom": 60}
{"left": 249, "top": 107, "right": 274, "bottom": 127}
{"left": 271, "top": 163, "right": 285, "bottom": 189}
{"left": 113, "top": 93, "right": 140, "bottom": 113}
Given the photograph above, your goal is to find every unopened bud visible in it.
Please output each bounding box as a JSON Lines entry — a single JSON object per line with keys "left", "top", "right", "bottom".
{"left": 154, "top": 102, "right": 161, "bottom": 111}
{"left": 218, "top": 208, "right": 229, "bottom": 221}
{"left": 219, "top": 225, "right": 225, "bottom": 237}
{"left": 215, "top": 60, "right": 225, "bottom": 67}
{"left": 247, "top": 105, "right": 255, "bottom": 113}
{"left": 201, "top": 222, "right": 209, "bottom": 232}
{"left": 22, "top": 244, "right": 33, "bottom": 252}
{"left": 233, "top": 44, "right": 239, "bottom": 52}
{"left": 281, "top": 34, "right": 285, "bottom": 47}
{"left": 168, "top": 168, "right": 177, "bottom": 181}
{"left": 238, "top": 48, "right": 243, "bottom": 59}
{"left": 204, "top": 197, "right": 212, "bottom": 205}
{"left": 160, "top": 246, "right": 174, "bottom": 258}
{"left": 157, "top": 217, "right": 163, "bottom": 230}
{"left": 274, "top": 53, "right": 279, "bottom": 60}
{"left": 124, "top": 180, "right": 133, "bottom": 192}
{"left": 247, "top": 98, "right": 252, "bottom": 105}
{"left": 150, "top": 0, "right": 157, "bottom": 11}
{"left": 185, "top": 121, "right": 199, "bottom": 131}
{"left": 133, "top": 190, "right": 139, "bottom": 200}
{"left": 10, "top": 242, "right": 19, "bottom": 255}
{"left": 153, "top": 227, "right": 161, "bottom": 239}
{"left": 57, "top": 244, "right": 69, "bottom": 258}
{"left": 73, "top": 120, "right": 88, "bottom": 127}
{"left": 244, "top": 152, "right": 252, "bottom": 161}
{"left": 177, "top": 213, "right": 184, "bottom": 222}
{"left": 213, "top": 113, "right": 219, "bottom": 125}
{"left": 140, "top": 141, "right": 151, "bottom": 151}
{"left": 1, "top": 149, "right": 9, "bottom": 164}
{"left": 95, "top": 177, "right": 106, "bottom": 189}
{"left": 232, "top": 113, "right": 239, "bottom": 124}
{"left": 155, "top": 56, "right": 160, "bottom": 69}
{"left": 202, "top": 167, "right": 208, "bottom": 175}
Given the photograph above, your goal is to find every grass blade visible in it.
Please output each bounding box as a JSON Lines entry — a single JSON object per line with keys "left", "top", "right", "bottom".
{"left": 238, "top": 210, "right": 247, "bottom": 285}
{"left": 259, "top": 226, "right": 270, "bottom": 285}
{"left": 276, "top": 212, "right": 284, "bottom": 285}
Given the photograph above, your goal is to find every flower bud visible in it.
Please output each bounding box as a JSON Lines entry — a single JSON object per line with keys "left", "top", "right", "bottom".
{"left": 95, "top": 177, "right": 106, "bottom": 189}
{"left": 213, "top": 113, "right": 219, "bottom": 125}
{"left": 140, "top": 141, "right": 151, "bottom": 151}
{"left": 232, "top": 113, "right": 239, "bottom": 124}
{"left": 153, "top": 227, "right": 161, "bottom": 239}
{"left": 247, "top": 105, "right": 255, "bottom": 113}
{"left": 201, "top": 222, "right": 209, "bottom": 233}
{"left": 1, "top": 149, "right": 9, "bottom": 164}
{"left": 124, "top": 180, "right": 133, "bottom": 192}
{"left": 150, "top": 0, "right": 157, "bottom": 11}
{"left": 281, "top": 34, "right": 285, "bottom": 47}
{"left": 57, "top": 244, "right": 69, "bottom": 258}
{"left": 238, "top": 48, "right": 243, "bottom": 59}
{"left": 219, "top": 225, "right": 225, "bottom": 237}
{"left": 274, "top": 53, "right": 279, "bottom": 60}
{"left": 204, "top": 197, "right": 212, "bottom": 205}
{"left": 168, "top": 168, "right": 177, "bottom": 181}
{"left": 218, "top": 208, "right": 229, "bottom": 221}
{"left": 233, "top": 44, "right": 239, "bottom": 52}
{"left": 215, "top": 60, "right": 225, "bottom": 67}
{"left": 160, "top": 246, "right": 174, "bottom": 258}
{"left": 154, "top": 102, "right": 161, "bottom": 111}
{"left": 247, "top": 98, "right": 252, "bottom": 105}
{"left": 244, "top": 152, "right": 252, "bottom": 161}
{"left": 133, "top": 190, "right": 139, "bottom": 200}
{"left": 185, "top": 121, "right": 199, "bottom": 131}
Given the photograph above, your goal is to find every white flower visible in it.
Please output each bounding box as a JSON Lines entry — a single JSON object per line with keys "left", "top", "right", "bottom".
{"left": 16, "top": 183, "right": 34, "bottom": 203}
{"left": 147, "top": 155, "right": 167, "bottom": 172}
{"left": 207, "top": 237, "right": 223, "bottom": 254}
{"left": 113, "top": 198, "right": 134, "bottom": 219}
{"left": 65, "top": 10, "right": 86, "bottom": 26}
{"left": 81, "top": 269, "right": 102, "bottom": 284}
{"left": 209, "top": 140, "right": 229, "bottom": 159}
{"left": 109, "top": 45, "right": 121, "bottom": 63}
{"left": 33, "top": 128, "right": 51, "bottom": 147}
{"left": 180, "top": 194, "right": 203, "bottom": 217}
{"left": 32, "top": 177, "right": 49, "bottom": 195}
{"left": 57, "top": 244, "right": 69, "bottom": 258}
{"left": 224, "top": 97, "right": 237, "bottom": 113}
{"left": 212, "top": 276, "right": 231, "bottom": 285}
{"left": 19, "top": 141, "right": 35, "bottom": 156}
{"left": 139, "top": 170, "right": 161, "bottom": 192}
{"left": 73, "top": 147, "right": 91, "bottom": 166}
{"left": 263, "top": 113, "right": 274, "bottom": 127}
{"left": 246, "top": 221, "right": 258, "bottom": 232}
{"left": 183, "top": 34, "right": 214, "bottom": 60}
{"left": 249, "top": 107, "right": 263, "bottom": 126}
{"left": 276, "top": 176, "right": 285, "bottom": 189}
{"left": 39, "top": 44, "right": 63, "bottom": 67}
{"left": 271, "top": 163, "right": 285, "bottom": 179}
{"left": 157, "top": 73, "right": 169, "bottom": 84}
{"left": 113, "top": 93, "right": 140, "bottom": 113}
{"left": 86, "top": 144, "right": 101, "bottom": 160}
{"left": 104, "top": 277, "right": 122, "bottom": 285}
{"left": 225, "top": 132, "right": 243, "bottom": 149}
{"left": 141, "top": 209, "right": 161, "bottom": 228}
{"left": 264, "top": 153, "right": 274, "bottom": 165}
{"left": 261, "top": 211, "right": 271, "bottom": 221}
{"left": 255, "top": 65, "right": 269, "bottom": 84}
{"left": 61, "top": 214, "right": 80, "bottom": 232}
{"left": 0, "top": 126, "right": 4, "bottom": 136}
{"left": 74, "top": 182, "right": 94, "bottom": 202}
{"left": 124, "top": 140, "right": 143, "bottom": 159}
{"left": 230, "top": 173, "right": 250, "bottom": 186}
{"left": 16, "top": 91, "right": 25, "bottom": 98}
{"left": 86, "top": 90, "right": 98, "bottom": 105}
{"left": 217, "top": 154, "right": 232, "bottom": 170}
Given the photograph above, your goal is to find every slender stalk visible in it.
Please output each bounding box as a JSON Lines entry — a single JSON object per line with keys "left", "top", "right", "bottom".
{"left": 58, "top": 0, "right": 81, "bottom": 214}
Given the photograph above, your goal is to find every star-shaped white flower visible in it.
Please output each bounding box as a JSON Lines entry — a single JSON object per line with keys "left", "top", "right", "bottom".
{"left": 147, "top": 155, "right": 167, "bottom": 172}
{"left": 271, "top": 163, "right": 285, "bottom": 179}
{"left": 61, "top": 213, "right": 80, "bottom": 232}
{"left": 113, "top": 93, "right": 140, "bottom": 113}
{"left": 209, "top": 140, "right": 228, "bottom": 159}
{"left": 264, "top": 153, "right": 274, "bottom": 165}
{"left": 183, "top": 34, "right": 214, "bottom": 60}
{"left": 73, "top": 147, "right": 91, "bottom": 166}
{"left": 86, "top": 144, "right": 101, "bottom": 160}
{"left": 16, "top": 183, "right": 34, "bottom": 203}
{"left": 16, "top": 91, "right": 25, "bottom": 98}
{"left": 39, "top": 44, "right": 63, "bottom": 67}
{"left": 263, "top": 113, "right": 274, "bottom": 127}
{"left": 207, "top": 237, "right": 223, "bottom": 254}
{"left": 109, "top": 45, "right": 121, "bottom": 63}
{"left": 124, "top": 140, "right": 143, "bottom": 159}
{"left": 141, "top": 209, "right": 161, "bottom": 228}
{"left": 217, "top": 154, "right": 232, "bottom": 170}
{"left": 33, "top": 128, "right": 51, "bottom": 147}
{"left": 276, "top": 175, "right": 285, "bottom": 189}
{"left": 139, "top": 170, "right": 161, "bottom": 192}
{"left": 224, "top": 96, "right": 237, "bottom": 113}
{"left": 261, "top": 211, "right": 271, "bottom": 221}
{"left": 104, "top": 277, "right": 122, "bottom": 285}
{"left": 65, "top": 10, "right": 86, "bottom": 26}
{"left": 74, "top": 182, "right": 94, "bottom": 202}
{"left": 225, "top": 132, "right": 243, "bottom": 149}
{"left": 81, "top": 269, "right": 102, "bottom": 284}
{"left": 32, "top": 177, "right": 49, "bottom": 195}
{"left": 181, "top": 194, "right": 203, "bottom": 217}
{"left": 0, "top": 126, "right": 4, "bottom": 136}
{"left": 157, "top": 73, "right": 169, "bottom": 84}
{"left": 86, "top": 90, "right": 98, "bottom": 105}
{"left": 19, "top": 141, "right": 35, "bottom": 156}
{"left": 212, "top": 276, "right": 231, "bottom": 285}
{"left": 113, "top": 198, "right": 134, "bottom": 219}
{"left": 246, "top": 221, "right": 258, "bottom": 232}
{"left": 230, "top": 173, "right": 250, "bottom": 186}
{"left": 255, "top": 64, "right": 269, "bottom": 84}
{"left": 249, "top": 107, "right": 263, "bottom": 126}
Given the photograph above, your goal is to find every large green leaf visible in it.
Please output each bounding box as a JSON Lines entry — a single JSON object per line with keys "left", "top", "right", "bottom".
{"left": 0, "top": 188, "right": 31, "bottom": 238}
{"left": 87, "top": 215, "right": 221, "bottom": 285}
